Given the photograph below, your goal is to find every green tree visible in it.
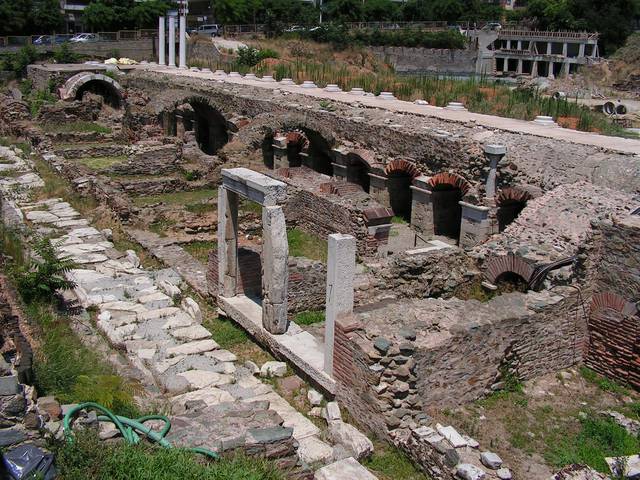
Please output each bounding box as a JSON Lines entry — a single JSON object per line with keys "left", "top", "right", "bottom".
{"left": 82, "top": 1, "right": 118, "bottom": 31}
{"left": 431, "top": 0, "right": 464, "bottom": 21}
{"left": 212, "top": 0, "right": 255, "bottom": 24}
{"left": 31, "top": 0, "right": 64, "bottom": 33}
{"left": 0, "top": 0, "right": 32, "bottom": 35}
{"left": 401, "top": 0, "right": 431, "bottom": 21}
{"left": 325, "top": 0, "right": 363, "bottom": 22}
{"left": 131, "top": 0, "right": 170, "bottom": 29}
{"left": 362, "top": 0, "right": 401, "bottom": 21}
{"left": 526, "top": 0, "right": 575, "bottom": 29}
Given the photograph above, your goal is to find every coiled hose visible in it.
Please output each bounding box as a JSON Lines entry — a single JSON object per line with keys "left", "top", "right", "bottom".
{"left": 62, "top": 402, "right": 219, "bottom": 459}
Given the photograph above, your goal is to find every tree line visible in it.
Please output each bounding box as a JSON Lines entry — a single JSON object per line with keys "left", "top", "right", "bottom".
{"left": 0, "top": 0, "right": 637, "bottom": 54}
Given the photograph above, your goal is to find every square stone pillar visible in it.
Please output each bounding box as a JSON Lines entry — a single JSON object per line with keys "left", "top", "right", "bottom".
{"left": 562, "top": 43, "right": 568, "bottom": 56}
{"left": 579, "top": 43, "right": 585, "bottom": 57}
{"left": 459, "top": 202, "right": 493, "bottom": 249}
{"left": 218, "top": 187, "right": 239, "bottom": 297}
{"left": 368, "top": 173, "right": 389, "bottom": 207}
{"left": 410, "top": 175, "right": 434, "bottom": 237}
{"left": 272, "top": 136, "right": 288, "bottom": 169}
{"left": 262, "top": 206, "right": 289, "bottom": 334}
{"left": 546, "top": 42, "right": 552, "bottom": 55}
{"left": 324, "top": 234, "right": 356, "bottom": 376}
{"left": 517, "top": 59, "right": 523, "bottom": 74}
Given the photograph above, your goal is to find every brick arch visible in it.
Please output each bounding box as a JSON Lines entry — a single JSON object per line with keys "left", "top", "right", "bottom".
{"left": 496, "top": 187, "right": 534, "bottom": 206}
{"left": 60, "top": 72, "right": 124, "bottom": 107}
{"left": 275, "top": 128, "right": 310, "bottom": 152}
{"left": 428, "top": 172, "right": 471, "bottom": 195}
{"left": 483, "top": 254, "right": 536, "bottom": 285}
{"left": 384, "top": 159, "right": 420, "bottom": 179}
{"left": 590, "top": 292, "right": 637, "bottom": 316}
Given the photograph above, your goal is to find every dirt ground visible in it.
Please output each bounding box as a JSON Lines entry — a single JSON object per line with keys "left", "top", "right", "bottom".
{"left": 432, "top": 367, "right": 640, "bottom": 479}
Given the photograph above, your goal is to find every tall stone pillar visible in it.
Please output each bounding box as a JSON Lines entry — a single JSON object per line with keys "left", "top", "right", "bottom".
{"left": 517, "top": 40, "right": 522, "bottom": 50}
{"left": 459, "top": 202, "right": 493, "bottom": 249}
{"left": 532, "top": 61, "right": 538, "bottom": 77}
{"left": 178, "top": 14, "right": 187, "bottom": 69}
{"left": 217, "top": 187, "right": 239, "bottom": 297}
{"left": 562, "top": 42, "right": 568, "bottom": 56}
{"left": 546, "top": 42, "right": 552, "bottom": 55}
{"left": 262, "top": 206, "right": 289, "bottom": 334}
{"left": 168, "top": 15, "right": 176, "bottom": 67}
{"left": 324, "top": 234, "right": 356, "bottom": 376}
{"left": 158, "top": 17, "right": 165, "bottom": 65}
{"left": 578, "top": 43, "right": 585, "bottom": 57}
{"left": 517, "top": 59, "right": 523, "bottom": 74}
{"left": 548, "top": 62, "right": 555, "bottom": 79}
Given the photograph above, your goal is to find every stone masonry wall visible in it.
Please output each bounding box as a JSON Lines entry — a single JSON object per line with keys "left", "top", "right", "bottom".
{"left": 581, "top": 215, "right": 640, "bottom": 388}
{"left": 370, "top": 46, "right": 477, "bottom": 75}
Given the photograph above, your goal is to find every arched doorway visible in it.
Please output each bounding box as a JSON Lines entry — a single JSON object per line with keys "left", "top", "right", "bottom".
{"left": 428, "top": 172, "right": 471, "bottom": 242}
{"left": 384, "top": 159, "right": 420, "bottom": 222}
{"left": 496, "top": 187, "right": 533, "bottom": 232}
{"left": 304, "top": 129, "right": 333, "bottom": 176}
{"left": 189, "top": 100, "right": 228, "bottom": 155}
{"left": 75, "top": 79, "right": 122, "bottom": 108}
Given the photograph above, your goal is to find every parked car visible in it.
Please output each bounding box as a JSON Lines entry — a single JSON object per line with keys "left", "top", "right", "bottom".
{"left": 194, "top": 24, "right": 222, "bottom": 37}
{"left": 69, "top": 33, "right": 98, "bottom": 43}
{"left": 33, "top": 35, "right": 51, "bottom": 45}
{"left": 484, "top": 22, "right": 502, "bottom": 31}
{"left": 284, "top": 25, "right": 306, "bottom": 32}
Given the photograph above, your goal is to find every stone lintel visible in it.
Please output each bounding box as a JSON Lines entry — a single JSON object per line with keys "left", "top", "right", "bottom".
{"left": 222, "top": 168, "right": 287, "bottom": 206}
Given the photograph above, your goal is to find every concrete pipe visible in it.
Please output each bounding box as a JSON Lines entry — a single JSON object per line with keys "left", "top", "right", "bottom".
{"left": 615, "top": 103, "right": 628, "bottom": 115}
{"left": 552, "top": 91, "right": 566, "bottom": 100}
{"left": 603, "top": 101, "right": 616, "bottom": 115}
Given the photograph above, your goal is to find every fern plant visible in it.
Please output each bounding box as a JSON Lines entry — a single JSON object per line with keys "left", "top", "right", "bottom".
{"left": 16, "top": 236, "right": 77, "bottom": 303}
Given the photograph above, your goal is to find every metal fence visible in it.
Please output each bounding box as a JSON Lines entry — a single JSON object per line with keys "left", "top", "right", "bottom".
{"left": 0, "top": 29, "right": 158, "bottom": 48}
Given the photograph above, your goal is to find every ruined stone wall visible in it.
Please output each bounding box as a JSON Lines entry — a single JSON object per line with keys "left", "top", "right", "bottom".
{"left": 581, "top": 215, "right": 640, "bottom": 388}
{"left": 121, "top": 71, "right": 640, "bottom": 195}
{"left": 370, "top": 46, "right": 477, "bottom": 75}
{"left": 106, "top": 143, "right": 183, "bottom": 176}
{"left": 354, "top": 247, "right": 479, "bottom": 306}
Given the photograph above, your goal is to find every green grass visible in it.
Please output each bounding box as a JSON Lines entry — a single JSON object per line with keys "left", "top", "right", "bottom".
{"left": 43, "top": 121, "right": 112, "bottom": 134}
{"left": 0, "top": 136, "right": 31, "bottom": 155}
{"left": 55, "top": 431, "right": 286, "bottom": 480}
{"left": 149, "top": 216, "right": 177, "bottom": 237}
{"left": 183, "top": 240, "right": 217, "bottom": 264}
{"left": 580, "top": 367, "right": 630, "bottom": 395}
{"left": 185, "top": 202, "right": 216, "bottom": 215}
{"left": 26, "top": 303, "right": 140, "bottom": 418}
{"left": 545, "top": 415, "right": 640, "bottom": 473}
{"left": 240, "top": 198, "right": 262, "bottom": 215}
{"left": 364, "top": 444, "right": 429, "bottom": 480}
{"left": 132, "top": 189, "right": 217, "bottom": 208}
{"left": 391, "top": 215, "right": 408, "bottom": 224}
{"left": 295, "top": 310, "right": 325, "bottom": 326}
{"left": 287, "top": 228, "right": 328, "bottom": 263}
{"left": 77, "top": 155, "right": 128, "bottom": 170}
{"left": 203, "top": 315, "right": 249, "bottom": 349}
{"left": 0, "top": 169, "right": 22, "bottom": 178}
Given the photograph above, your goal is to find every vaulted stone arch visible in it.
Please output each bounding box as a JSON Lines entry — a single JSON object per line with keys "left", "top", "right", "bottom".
{"left": 164, "top": 96, "right": 229, "bottom": 154}
{"left": 483, "top": 254, "right": 536, "bottom": 286}
{"left": 384, "top": 159, "right": 420, "bottom": 222}
{"left": 60, "top": 72, "right": 124, "bottom": 108}
{"left": 427, "top": 172, "right": 471, "bottom": 195}
{"left": 496, "top": 186, "right": 535, "bottom": 232}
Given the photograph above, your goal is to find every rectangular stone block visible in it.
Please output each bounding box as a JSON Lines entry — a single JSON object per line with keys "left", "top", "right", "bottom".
{"left": 222, "top": 167, "right": 287, "bottom": 206}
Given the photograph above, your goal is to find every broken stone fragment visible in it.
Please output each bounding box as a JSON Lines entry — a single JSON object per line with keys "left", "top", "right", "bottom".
{"left": 328, "top": 420, "right": 374, "bottom": 460}
{"left": 480, "top": 451, "right": 503, "bottom": 469}
{"left": 307, "top": 389, "right": 323, "bottom": 406}
{"left": 456, "top": 463, "right": 486, "bottom": 480}
{"left": 496, "top": 467, "right": 512, "bottom": 480}
{"left": 37, "top": 396, "right": 62, "bottom": 421}
{"left": 373, "top": 337, "right": 391, "bottom": 354}
{"left": 323, "top": 401, "right": 341, "bottom": 423}
{"left": 259, "top": 361, "right": 287, "bottom": 378}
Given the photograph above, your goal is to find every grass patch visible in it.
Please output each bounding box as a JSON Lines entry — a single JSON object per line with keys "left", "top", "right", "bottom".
{"left": 149, "top": 216, "right": 177, "bottom": 237}
{"left": 295, "top": 310, "right": 325, "bottom": 326}
{"left": 43, "top": 121, "right": 112, "bottom": 134}
{"left": 0, "top": 169, "right": 22, "bottom": 178}
{"left": 77, "top": 155, "right": 127, "bottom": 170}
{"left": 0, "top": 136, "right": 31, "bottom": 155}
{"left": 55, "top": 430, "right": 286, "bottom": 480}
{"left": 132, "top": 189, "right": 217, "bottom": 208}
{"left": 364, "top": 444, "right": 429, "bottom": 480}
{"left": 545, "top": 415, "right": 640, "bottom": 473}
{"left": 203, "top": 315, "right": 250, "bottom": 349}
{"left": 287, "top": 228, "right": 327, "bottom": 263}
{"left": 185, "top": 202, "right": 216, "bottom": 215}
{"left": 580, "top": 367, "right": 630, "bottom": 395}
{"left": 27, "top": 303, "right": 140, "bottom": 418}
{"left": 391, "top": 215, "right": 408, "bottom": 224}
{"left": 183, "top": 240, "right": 217, "bottom": 264}
{"left": 240, "top": 198, "right": 262, "bottom": 215}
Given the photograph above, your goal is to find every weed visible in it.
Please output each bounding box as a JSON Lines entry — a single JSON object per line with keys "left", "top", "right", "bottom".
{"left": 364, "top": 443, "right": 428, "bottom": 480}
{"left": 203, "top": 315, "right": 249, "bottom": 349}
{"left": 287, "top": 228, "right": 327, "bottom": 262}
{"left": 580, "top": 367, "right": 629, "bottom": 395}
{"left": 43, "top": 121, "right": 112, "bottom": 134}
{"left": 132, "top": 189, "right": 217, "bottom": 208}
{"left": 295, "top": 310, "right": 325, "bottom": 326}
{"left": 183, "top": 240, "right": 217, "bottom": 264}
{"left": 77, "top": 155, "right": 127, "bottom": 170}
{"left": 319, "top": 100, "right": 335, "bottom": 111}
{"left": 391, "top": 215, "right": 407, "bottom": 224}
{"left": 183, "top": 169, "right": 202, "bottom": 181}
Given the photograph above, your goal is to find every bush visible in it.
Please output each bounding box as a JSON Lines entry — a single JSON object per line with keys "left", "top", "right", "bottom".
{"left": 53, "top": 42, "right": 79, "bottom": 64}
{"left": 15, "top": 236, "right": 77, "bottom": 303}
{"left": 237, "top": 46, "right": 279, "bottom": 66}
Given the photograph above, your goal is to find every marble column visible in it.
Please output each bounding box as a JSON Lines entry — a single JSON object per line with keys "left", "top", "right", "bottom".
{"left": 178, "top": 14, "right": 187, "bottom": 69}
{"left": 158, "top": 17, "right": 165, "bottom": 65}
{"left": 262, "top": 206, "right": 289, "bottom": 334}
{"left": 168, "top": 15, "right": 176, "bottom": 67}
{"left": 483, "top": 144, "right": 506, "bottom": 203}
{"left": 217, "top": 187, "right": 238, "bottom": 297}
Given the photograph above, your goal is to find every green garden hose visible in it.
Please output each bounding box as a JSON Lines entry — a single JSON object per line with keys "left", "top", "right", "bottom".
{"left": 62, "top": 402, "right": 219, "bottom": 460}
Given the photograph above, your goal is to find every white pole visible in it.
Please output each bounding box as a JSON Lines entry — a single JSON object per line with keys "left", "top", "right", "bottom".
{"left": 179, "top": 14, "right": 187, "bottom": 69}
{"left": 168, "top": 16, "right": 176, "bottom": 67}
{"left": 158, "top": 16, "right": 165, "bottom": 65}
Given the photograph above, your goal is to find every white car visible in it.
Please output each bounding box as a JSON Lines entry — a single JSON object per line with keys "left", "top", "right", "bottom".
{"left": 69, "top": 33, "right": 98, "bottom": 43}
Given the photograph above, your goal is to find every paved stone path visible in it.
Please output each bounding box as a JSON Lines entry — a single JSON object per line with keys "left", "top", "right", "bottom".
{"left": 0, "top": 146, "right": 377, "bottom": 475}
